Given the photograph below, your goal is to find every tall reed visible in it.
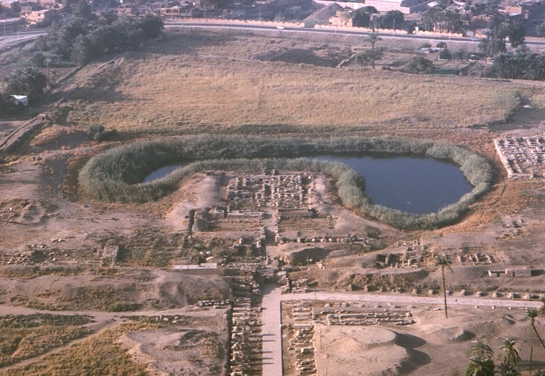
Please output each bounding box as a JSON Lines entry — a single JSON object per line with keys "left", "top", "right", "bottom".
{"left": 79, "top": 135, "right": 493, "bottom": 230}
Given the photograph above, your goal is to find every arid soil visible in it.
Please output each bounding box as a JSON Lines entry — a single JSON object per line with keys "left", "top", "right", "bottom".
{"left": 2, "top": 28, "right": 545, "bottom": 375}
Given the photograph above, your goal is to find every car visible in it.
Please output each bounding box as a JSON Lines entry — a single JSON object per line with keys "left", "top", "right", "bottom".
{"left": 276, "top": 25, "right": 285, "bottom": 30}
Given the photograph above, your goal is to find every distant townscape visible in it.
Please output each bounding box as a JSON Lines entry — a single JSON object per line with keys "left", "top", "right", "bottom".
{"left": 1, "top": 0, "right": 545, "bottom": 41}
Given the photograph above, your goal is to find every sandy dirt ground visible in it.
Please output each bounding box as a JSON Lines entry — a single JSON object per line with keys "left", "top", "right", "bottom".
{"left": 4, "top": 29, "right": 545, "bottom": 376}
{"left": 4, "top": 113, "right": 545, "bottom": 375}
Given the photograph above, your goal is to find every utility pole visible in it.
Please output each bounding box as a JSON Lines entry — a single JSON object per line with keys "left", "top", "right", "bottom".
{"left": 392, "top": 18, "right": 395, "bottom": 36}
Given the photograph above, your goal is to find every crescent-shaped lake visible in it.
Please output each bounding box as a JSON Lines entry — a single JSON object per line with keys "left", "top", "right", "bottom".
{"left": 143, "top": 154, "right": 473, "bottom": 215}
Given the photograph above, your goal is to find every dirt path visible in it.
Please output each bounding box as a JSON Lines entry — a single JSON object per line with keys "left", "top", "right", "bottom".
{"left": 0, "top": 303, "right": 222, "bottom": 373}
{"left": 261, "top": 285, "right": 283, "bottom": 376}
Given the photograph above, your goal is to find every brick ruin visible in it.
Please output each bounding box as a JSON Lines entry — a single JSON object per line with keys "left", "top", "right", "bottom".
{"left": 494, "top": 135, "right": 545, "bottom": 179}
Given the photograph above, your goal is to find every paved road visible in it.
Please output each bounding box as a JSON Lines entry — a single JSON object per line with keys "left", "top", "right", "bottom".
{"left": 166, "top": 22, "right": 545, "bottom": 48}
{"left": 0, "top": 31, "right": 46, "bottom": 51}
{"left": 260, "top": 287, "right": 542, "bottom": 376}
{"left": 261, "top": 284, "right": 284, "bottom": 376}
{"left": 280, "top": 291, "right": 543, "bottom": 308}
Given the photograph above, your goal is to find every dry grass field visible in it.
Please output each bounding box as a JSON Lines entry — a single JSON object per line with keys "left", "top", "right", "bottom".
{"left": 0, "top": 322, "right": 152, "bottom": 376}
{"left": 61, "top": 29, "right": 545, "bottom": 135}
{"left": 6, "top": 27, "right": 545, "bottom": 376}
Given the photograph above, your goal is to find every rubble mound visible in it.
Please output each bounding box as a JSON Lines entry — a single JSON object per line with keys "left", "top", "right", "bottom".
{"left": 0, "top": 199, "right": 57, "bottom": 225}
{"left": 315, "top": 325, "right": 425, "bottom": 376}
{"left": 287, "top": 247, "right": 330, "bottom": 265}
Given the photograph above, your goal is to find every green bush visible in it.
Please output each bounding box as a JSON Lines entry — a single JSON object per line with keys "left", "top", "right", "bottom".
{"left": 87, "top": 124, "right": 118, "bottom": 142}
{"left": 87, "top": 124, "right": 104, "bottom": 138}
{"left": 106, "top": 302, "right": 141, "bottom": 312}
{"left": 404, "top": 56, "right": 435, "bottom": 73}
{"left": 78, "top": 135, "right": 494, "bottom": 230}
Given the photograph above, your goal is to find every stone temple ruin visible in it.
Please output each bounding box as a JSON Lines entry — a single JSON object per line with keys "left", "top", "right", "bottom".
{"left": 187, "top": 169, "right": 326, "bottom": 239}
{"left": 494, "top": 136, "right": 545, "bottom": 179}
{"left": 226, "top": 168, "right": 312, "bottom": 210}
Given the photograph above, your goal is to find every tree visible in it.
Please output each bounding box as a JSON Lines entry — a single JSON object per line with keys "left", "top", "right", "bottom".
{"left": 493, "top": 49, "right": 545, "bottom": 80}
{"left": 352, "top": 8, "right": 371, "bottom": 28}
{"left": 5, "top": 68, "right": 48, "bottom": 104}
{"left": 497, "top": 337, "right": 521, "bottom": 368}
{"left": 41, "top": 12, "right": 163, "bottom": 65}
{"left": 356, "top": 49, "right": 383, "bottom": 69}
{"left": 464, "top": 356, "right": 495, "bottom": 376}
{"left": 435, "top": 255, "right": 453, "bottom": 318}
{"left": 479, "top": 32, "right": 506, "bottom": 57}
{"left": 46, "top": 17, "right": 88, "bottom": 59}
{"left": 70, "top": 34, "right": 94, "bottom": 64}
{"left": 202, "top": 0, "right": 228, "bottom": 11}
{"left": 508, "top": 22, "right": 525, "bottom": 48}
{"left": 465, "top": 341, "right": 495, "bottom": 376}
{"left": 527, "top": 309, "right": 545, "bottom": 351}
{"left": 496, "top": 364, "right": 520, "bottom": 376}
{"left": 72, "top": 0, "right": 92, "bottom": 19}
{"left": 536, "top": 22, "right": 545, "bottom": 37}
{"left": 367, "top": 32, "right": 382, "bottom": 50}
{"left": 422, "top": 7, "right": 442, "bottom": 31}
{"left": 496, "top": 337, "right": 521, "bottom": 376}
{"left": 0, "top": 94, "right": 19, "bottom": 115}
{"left": 29, "top": 52, "right": 47, "bottom": 68}
{"left": 404, "top": 56, "right": 434, "bottom": 73}
{"left": 468, "top": 341, "right": 494, "bottom": 360}
{"left": 377, "top": 10, "right": 404, "bottom": 29}
{"left": 136, "top": 15, "right": 164, "bottom": 39}
{"left": 492, "top": 53, "right": 525, "bottom": 78}
{"left": 406, "top": 21, "right": 416, "bottom": 34}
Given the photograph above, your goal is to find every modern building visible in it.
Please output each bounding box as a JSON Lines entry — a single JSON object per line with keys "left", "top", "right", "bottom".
{"left": 0, "top": 0, "right": 20, "bottom": 16}
{"left": 0, "top": 17, "right": 20, "bottom": 34}
{"left": 21, "top": 9, "right": 52, "bottom": 24}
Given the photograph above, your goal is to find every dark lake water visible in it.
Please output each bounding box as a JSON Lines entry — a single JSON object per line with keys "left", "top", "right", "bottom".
{"left": 317, "top": 155, "right": 472, "bottom": 215}
{"left": 142, "top": 155, "right": 473, "bottom": 215}
{"left": 143, "top": 165, "right": 184, "bottom": 183}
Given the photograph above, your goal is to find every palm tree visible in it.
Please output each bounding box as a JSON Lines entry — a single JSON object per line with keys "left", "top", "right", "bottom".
{"left": 498, "top": 337, "right": 521, "bottom": 368}
{"left": 464, "top": 356, "right": 495, "bottom": 376}
{"left": 367, "top": 33, "right": 382, "bottom": 50}
{"left": 527, "top": 308, "right": 545, "bottom": 351}
{"left": 467, "top": 340, "right": 494, "bottom": 359}
{"left": 496, "top": 364, "right": 520, "bottom": 376}
{"left": 435, "top": 255, "right": 453, "bottom": 318}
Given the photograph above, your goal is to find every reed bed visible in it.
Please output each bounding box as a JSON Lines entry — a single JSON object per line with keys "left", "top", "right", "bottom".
{"left": 79, "top": 135, "right": 493, "bottom": 230}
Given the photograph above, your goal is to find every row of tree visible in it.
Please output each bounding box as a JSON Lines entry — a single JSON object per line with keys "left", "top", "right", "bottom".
{"left": 492, "top": 47, "right": 545, "bottom": 80}
{"left": 352, "top": 8, "right": 407, "bottom": 31}
{"left": 37, "top": 8, "right": 163, "bottom": 64}
{"left": 464, "top": 338, "right": 525, "bottom": 376}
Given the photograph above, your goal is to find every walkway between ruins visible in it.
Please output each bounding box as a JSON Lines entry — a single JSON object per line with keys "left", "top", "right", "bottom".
{"left": 279, "top": 291, "right": 543, "bottom": 309}
{"left": 260, "top": 288, "right": 542, "bottom": 376}
{"left": 261, "top": 284, "right": 283, "bottom": 376}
